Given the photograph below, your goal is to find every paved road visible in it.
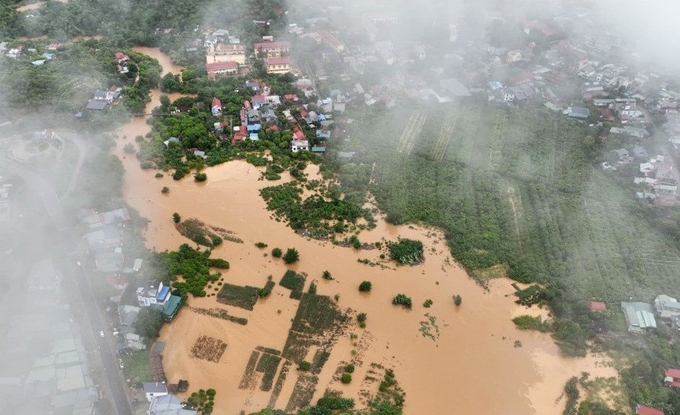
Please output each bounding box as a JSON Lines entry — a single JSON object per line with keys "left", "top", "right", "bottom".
{"left": 1, "top": 148, "right": 133, "bottom": 415}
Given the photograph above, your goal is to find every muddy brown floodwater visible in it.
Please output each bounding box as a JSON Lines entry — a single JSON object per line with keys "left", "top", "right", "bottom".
{"left": 111, "top": 48, "right": 621, "bottom": 415}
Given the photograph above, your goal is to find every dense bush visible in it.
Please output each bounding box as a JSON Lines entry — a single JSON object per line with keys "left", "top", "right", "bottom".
{"left": 283, "top": 247, "right": 300, "bottom": 264}
{"left": 392, "top": 294, "right": 412, "bottom": 309}
{"left": 388, "top": 239, "right": 424, "bottom": 265}
{"left": 322, "top": 270, "right": 333, "bottom": 280}
{"left": 359, "top": 281, "right": 372, "bottom": 292}
{"left": 271, "top": 247, "right": 283, "bottom": 258}
{"left": 340, "top": 373, "right": 352, "bottom": 384}
{"left": 172, "top": 212, "right": 181, "bottom": 223}
{"left": 512, "top": 315, "right": 551, "bottom": 332}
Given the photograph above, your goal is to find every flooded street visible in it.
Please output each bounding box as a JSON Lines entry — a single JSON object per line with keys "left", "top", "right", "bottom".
{"left": 112, "top": 49, "right": 620, "bottom": 415}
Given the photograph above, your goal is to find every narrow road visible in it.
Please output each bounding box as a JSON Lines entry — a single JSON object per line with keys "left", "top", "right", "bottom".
{"left": 0, "top": 151, "right": 133, "bottom": 415}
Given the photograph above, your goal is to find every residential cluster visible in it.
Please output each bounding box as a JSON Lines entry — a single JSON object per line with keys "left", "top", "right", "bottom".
{"left": 203, "top": 27, "right": 292, "bottom": 78}
{"left": 210, "top": 76, "right": 344, "bottom": 155}
{"left": 79, "top": 207, "right": 182, "bottom": 355}
{"left": 277, "top": 4, "right": 680, "bottom": 206}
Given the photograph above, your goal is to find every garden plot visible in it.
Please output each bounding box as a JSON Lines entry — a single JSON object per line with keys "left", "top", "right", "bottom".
{"left": 190, "top": 335, "right": 227, "bottom": 363}
{"left": 216, "top": 283, "right": 260, "bottom": 310}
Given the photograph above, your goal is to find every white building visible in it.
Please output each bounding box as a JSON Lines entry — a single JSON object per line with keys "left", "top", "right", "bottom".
{"left": 291, "top": 139, "right": 309, "bottom": 152}
{"left": 136, "top": 280, "right": 171, "bottom": 307}
{"left": 143, "top": 382, "right": 168, "bottom": 403}
{"left": 655, "top": 295, "right": 680, "bottom": 319}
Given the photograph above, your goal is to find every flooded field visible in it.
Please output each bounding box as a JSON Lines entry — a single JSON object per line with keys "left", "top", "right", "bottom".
{"left": 111, "top": 49, "right": 621, "bottom": 415}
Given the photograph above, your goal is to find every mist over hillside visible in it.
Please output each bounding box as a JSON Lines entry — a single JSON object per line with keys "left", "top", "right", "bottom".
{"left": 3, "top": 1, "right": 680, "bottom": 415}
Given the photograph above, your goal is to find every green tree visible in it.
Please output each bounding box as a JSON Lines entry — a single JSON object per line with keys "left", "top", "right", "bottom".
{"left": 135, "top": 307, "right": 165, "bottom": 341}
{"left": 172, "top": 212, "right": 181, "bottom": 223}
{"left": 271, "top": 247, "right": 282, "bottom": 258}
{"left": 359, "top": 281, "right": 372, "bottom": 292}
{"left": 282, "top": 248, "right": 300, "bottom": 264}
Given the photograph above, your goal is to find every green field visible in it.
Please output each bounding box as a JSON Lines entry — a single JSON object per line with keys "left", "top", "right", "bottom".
{"left": 343, "top": 103, "right": 680, "bottom": 320}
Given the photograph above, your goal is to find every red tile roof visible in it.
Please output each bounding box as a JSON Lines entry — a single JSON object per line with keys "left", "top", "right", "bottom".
{"left": 254, "top": 41, "right": 290, "bottom": 50}
{"left": 206, "top": 61, "right": 238, "bottom": 72}
{"left": 666, "top": 368, "right": 680, "bottom": 379}
{"left": 212, "top": 98, "right": 222, "bottom": 108}
{"left": 588, "top": 301, "right": 606, "bottom": 312}
{"left": 266, "top": 57, "right": 290, "bottom": 66}
{"left": 637, "top": 405, "right": 664, "bottom": 415}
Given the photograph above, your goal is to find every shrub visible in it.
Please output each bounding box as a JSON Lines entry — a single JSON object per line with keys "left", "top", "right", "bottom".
{"left": 454, "top": 295, "right": 462, "bottom": 306}
{"left": 392, "top": 294, "right": 412, "bottom": 309}
{"left": 172, "top": 170, "right": 185, "bottom": 180}
{"left": 255, "top": 242, "right": 268, "bottom": 248}
{"left": 299, "top": 361, "right": 311, "bottom": 371}
{"left": 358, "top": 281, "right": 372, "bottom": 292}
{"left": 161, "top": 186, "right": 170, "bottom": 194}
{"left": 423, "top": 299, "right": 433, "bottom": 308}
{"left": 512, "top": 315, "right": 551, "bottom": 332}
{"left": 322, "top": 270, "right": 333, "bottom": 280}
{"left": 212, "top": 236, "right": 222, "bottom": 246}
{"left": 194, "top": 172, "right": 207, "bottom": 182}
{"left": 283, "top": 248, "right": 300, "bottom": 264}
{"left": 350, "top": 234, "right": 361, "bottom": 249}
{"left": 340, "top": 373, "right": 352, "bottom": 384}
{"left": 308, "top": 282, "right": 317, "bottom": 295}
{"left": 172, "top": 213, "right": 181, "bottom": 223}
{"left": 123, "top": 142, "right": 136, "bottom": 154}
{"left": 258, "top": 287, "right": 271, "bottom": 298}
{"left": 271, "top": 247, "right": 283, "bottom": 258}
{"left": 357, "top": 313, "right": 367, "bottom": 323}
{"left": 155, "top": 172, "right": 164, "bottom": 178}
{"left": 345, "top": 364, "right": 355, "bottom": 373}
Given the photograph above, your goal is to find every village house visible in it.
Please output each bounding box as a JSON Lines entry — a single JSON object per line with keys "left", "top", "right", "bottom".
{"left": 621, "top": 302, "right": 657, "bottom": 333}
{"left": 291, "top": 139, "right": 309, "bottom": 152}
{"left": 148, "top": 394, "right": 197, "bottom": 415}
{"left": 265, "top": 57, "right": 291, "bottom": 74}
{"left": 664, "top": 368, "right": 680, "bottom": 388}
{"left": 211, "top": 98, "right": 222, "bottom": 117}
{"left": 254, "top": 41, "right": 291, "bottom": 59}
{"left": 566, "top": 106, "right": 590, "bottom": 120}
{"left": 654, "top": 295, "right": 680, "bottom": 318}
{"left": 206, "top": 61, "right": 238, "bottom": 78}
{"left": 136, "top": 280, "right": 171, "bottom": 307}
{"left": 588, "top": 301, "right": 606, "bottom": 312}
{"left": 318, "top": 30, "right": 345, "bottom": 52}
{"left": 143, "top": 382, "right": 168, "bottom": 403}
{"left": 636, "top": 404, "right": 664, "bottom": 415}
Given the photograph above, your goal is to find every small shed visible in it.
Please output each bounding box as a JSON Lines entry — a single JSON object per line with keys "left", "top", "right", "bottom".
{"left": 588, "top": 301, "right": 606, "bottom": 312}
